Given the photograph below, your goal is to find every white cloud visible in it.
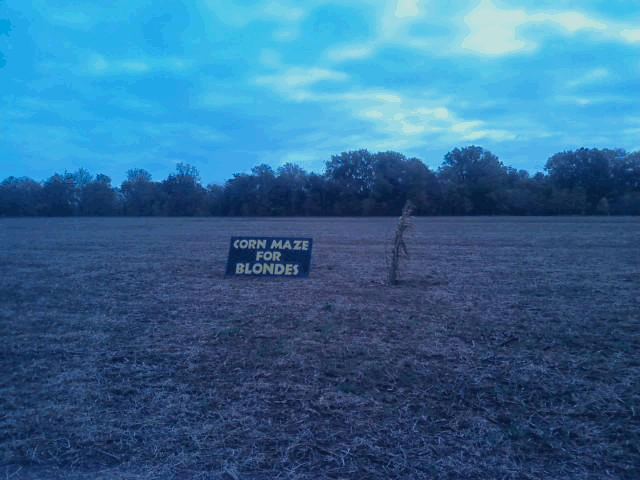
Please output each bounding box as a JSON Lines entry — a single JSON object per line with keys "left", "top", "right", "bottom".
{"left": 380, "top": 0, "right": 427, "bottom": 41}
{"left": 193, "top": 89, "right": 256, "bottom": 109}
{"left": 451, "top": 120, "right": 483, "bottom": 132}
{"left": 255, "top": 67, "right": 349, "bottom": 89}
{"left": 108, "top": 94, "right": 165, "bottom": 115}
{"left": 273, "top": 28, "right": 300, "bottom": 41}
{"left": 50, "top": 11, "right": 95, "bottom": 30}
{"left": 133, "top": 122, "right": 231, "bottom": 146}
{"left": 88, "top": 54, "right": 108, "bottom": 74}
{"left": 364, "top": 110, "right": 384, "bottom": 118}
{"left": 341, "top": 90, "right": 517, "bottom": 145}
{"left": 262, "top": 1, "right": 306, "bottom": 22}
{"left": 80, "top": 54, "right": 192, "bottom": 76}
{"left": 120, "top": 61, "right": 150, "bottom": 73}
{"left": 537, "top": 12, "right": 607, "bottom": 32}
{"left": 457, "top": 1, "right": 613, "bottom": 56}
{"left": 461, "top": 0, "right": 530, "bottom": 55}
{"left": 555, "top": 94, "right": 631, "bottom": 106}
{"left": 372, "top": 138, "right": 411, "bottom": 150}
{"left": 198, "top": 0, "right": 306, "bottom": 41}
{"left": 401, "top": 122, "right": 425, "bottom": 134}
{"left": 259, "top": 49, "right": 282, "bottom": 69}
{"left": 327, "top": 44, "right": 375, "bottom": 62}
{"left": 376, "top": 93, "right": 404, "bottom": 103}
{"left": 433, "top": 107, "right": 449, "bottom": 119}
{"left": 414, "top": 107, "right": 449, "bottom": 119}
{"left": 566, "top": 67, "right": 610, "bottom": 87}
{"left": 395, "top": 0, "right": 420, "bottom": 19}
{"left": 463, "top": 129, "right": 515, "bottom": 141}
{"left": 191, "top": 127, "right": 230, "bottom": 143}
{"left": 12, "top": 97, "right": 97, "bottom": 121}
{"left": 277, "top": 150, "right": 321, "bottom": 168}
{"left": 620, "top": 29, "right": 640, "bottom": 42}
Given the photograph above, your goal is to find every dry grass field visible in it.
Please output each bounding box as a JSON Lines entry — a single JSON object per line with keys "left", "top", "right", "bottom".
{"left": 1, "top": 217, "right": 639, "bottom": 479}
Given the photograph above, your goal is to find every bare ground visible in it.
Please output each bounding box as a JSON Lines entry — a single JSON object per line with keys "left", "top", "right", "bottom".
{"left": 0, "top": 216, "right": 639, "bottom": 479}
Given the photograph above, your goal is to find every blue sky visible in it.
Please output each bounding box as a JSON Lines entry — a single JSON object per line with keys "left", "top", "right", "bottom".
{"left": 1, "top": 0, "right": 639, "bottom": 187}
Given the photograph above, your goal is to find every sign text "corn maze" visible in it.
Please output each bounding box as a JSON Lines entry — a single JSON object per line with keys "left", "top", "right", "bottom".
{"left": 225, "top": 237, "right": 313, "bottom": 278}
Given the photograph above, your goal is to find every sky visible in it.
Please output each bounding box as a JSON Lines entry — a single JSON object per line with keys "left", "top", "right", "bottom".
{"left": 1, "top": 0, "right": 639, "bottom": 187}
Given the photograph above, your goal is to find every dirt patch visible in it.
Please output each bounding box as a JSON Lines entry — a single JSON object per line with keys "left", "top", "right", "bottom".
{"left": 1, "top": 217, "right": 639, "bottom": 479}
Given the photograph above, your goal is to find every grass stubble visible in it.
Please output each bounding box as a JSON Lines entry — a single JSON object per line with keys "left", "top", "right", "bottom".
{"left": 0, "top": 216, "right": 639, "bottom": 479}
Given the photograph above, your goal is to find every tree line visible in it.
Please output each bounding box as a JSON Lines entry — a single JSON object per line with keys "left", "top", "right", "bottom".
{"left": 1, "top": 146, "right": 639, "bottom": 217}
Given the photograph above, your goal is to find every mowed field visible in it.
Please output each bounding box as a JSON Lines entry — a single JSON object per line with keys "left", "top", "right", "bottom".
{"left": 1, "top": 217, "right": 639, "bottom": 480}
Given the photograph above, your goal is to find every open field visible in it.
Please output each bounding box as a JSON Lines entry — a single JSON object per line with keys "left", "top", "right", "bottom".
{"left": 1, "top": 217, "right": 639, "bottom": 479}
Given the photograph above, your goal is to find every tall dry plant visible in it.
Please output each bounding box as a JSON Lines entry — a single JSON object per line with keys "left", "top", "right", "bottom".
{"left": 387, "top": 200, "right": 415, "bottom": 285}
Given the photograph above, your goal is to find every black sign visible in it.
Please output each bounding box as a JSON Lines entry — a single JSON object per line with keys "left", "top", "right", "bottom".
{"left": 225, "top": 237, "right": 313, "bottom": 278}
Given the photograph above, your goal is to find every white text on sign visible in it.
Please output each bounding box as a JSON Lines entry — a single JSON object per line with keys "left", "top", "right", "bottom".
{"left": 232, "top": 239, "right": 310, "bottom": 251}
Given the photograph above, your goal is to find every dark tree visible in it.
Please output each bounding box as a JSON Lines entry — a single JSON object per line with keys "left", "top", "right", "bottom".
{"left": 79, "top": 174, "right": 117, "bottom": 216}
{"left": 127, "top": 168, "right": 153, "bottom": 183}
{"left": 544, "top": 148, "right": 612, "bottom": 214}
{"left": 0, "top": 176, "right": 42, "bottom": 216}
{"left": 223, "top": 173, "right": 251, "bottom": 216}
{"left": 121, "top": 169, "right": 158, "bottom": 216}
{"left": 206, "top": 184, "right": 225, "bottom": 216}
{"left": 251, "top": 164, "right": 276, "bottom": 216}
{"left": 3, "top": 144, "right": 639, "bottom": 217}
{"left": 438, "top": 146, "right": 507, "bottom": 215}
{"left": 302, "top": 173, "right": 329, "bottom": 216}
{"left": 405, "top": 158, "right": 441, "bottom": 215}
{"left": 272, "top": 163, "right": 308, "bottom": 216}
{"left": 71, "top": 167, "right": 93, "bottom": 187}
{"left": 161, "top": 163, "right": 207, "bottom": 216}
{"left": 38, "top": 173, "right": 76, "bottom": 216}
{"left": 371, "top": 151, "right": 410, "bottom": 215}
{"left": 325, "top": 149, "right": 376, "bottom": 215}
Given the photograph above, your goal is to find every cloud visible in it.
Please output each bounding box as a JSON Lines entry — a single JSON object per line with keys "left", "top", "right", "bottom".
{"left": 251, "top": 49, "right": 525, "bottom": 151}
{"left": 457, "top": 1, "right": 614, "bottom": 56}
{"left": 451, "top": 120, "right": 483, "bottom": 132}
{"left": 276, "top": 150, "right": 322, "bottom": 168}
{"left": 30, "top": 1, "right": 100, "bottom": 31}
{"left": 253, "top": 67, "right": 350, "bottom": 101}
{"left": 342, "top": 89, "right": 516, "bottom": 146}
{"left": 414, "top": 107, "right": 449, "bottom": 119}
{"left": 272, "top": 28, "right": 300, "bottom": 41}
{"left": 620, "top": 28, "right": 640, "bottom": 42}
{"left": 108, "top": 94, "right": 166, "bottom": 115}
{"left": 554, "top": 94, "right": 632, "bottom": 106}
{"left": 394, "top": 0, "right": 421, "bottom": 19}
{"left": 363, "top": 109, "right": 384, "bottom": 118}
{"left": 190, "top": 127, "right": 230, "bottom": 143}
{"left": 326, "top": 44, "right": 375, "bottom": 62}
{"left": 194, "top": 91, "right": 256, "bottom": 109}
{"left": 460, "top": 0, "right": 532, "bottom": 55}
{"left": 376, "top": 93, "right": 404, "bottom": 103}
{"left": 378, "top": 0, "right": 428, "bottom": 43}
{"left": 11, "top": 96, "right": 97, "bottom": 121}
{"left": 198, "top": 0, "right": 307, "bottom": 40}
{"left": 536, "top": 12, "right": 608, "bottom": 32}
{"left": 401, "top": 122, "right": 425, "bottom": 134}
{"left": 462, "top": 129, "right": 516, "bottom": 141}
{"left": 49, "top": 10, "right": 96, "bottom": 30}
{"left": 261, "top": 1, "right": 306, "bottom": 22}
{"left": 566, "top": 67, "right": 610, "bottom": 87}
{"left": 259, "top": 49, "right": 283, "bottom": 69}
{"left": 79, "top": 53, "right": 192, "bottom": 76}
{"left": 341, "top": 92, "right": 404, "bottom": 103}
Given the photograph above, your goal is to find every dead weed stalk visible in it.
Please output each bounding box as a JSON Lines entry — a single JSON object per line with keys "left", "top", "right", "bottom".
{"left": 387, "top": 200, "right": 415, "bottom": 286}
